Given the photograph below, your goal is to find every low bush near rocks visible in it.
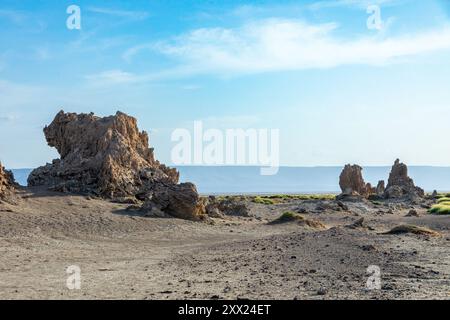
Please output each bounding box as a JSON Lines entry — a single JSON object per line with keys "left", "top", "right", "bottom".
{"left": 383, "top": 225, "right": 441, "bottom": 237}
{"left": 435, "top": 193, "right": 450, "bottom": 199}
{"left": 253, "top": 197, "right": 275, "bottom": 205}
{"left": 429, "top": 203, "right": 450, "bottom": 215}
{"left": 269, "top": 211, "right": 326, "bottom": 229}
{"left": 254, "top": 194, "right": 336, "bottom": 202}
{"left": 437, "top": 197, "right": 450, "bottom": 203}
{"left": 274, "top": 211, "right": 301, "bottom": 222}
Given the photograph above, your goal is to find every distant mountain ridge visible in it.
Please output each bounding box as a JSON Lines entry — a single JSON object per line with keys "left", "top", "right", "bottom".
{"left": 10, "top": 166, "right": 450, "bottom": 195}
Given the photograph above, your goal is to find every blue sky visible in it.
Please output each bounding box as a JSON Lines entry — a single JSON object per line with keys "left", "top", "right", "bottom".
{"left": 0, "top": 0, "right": 450, "bottom": 168}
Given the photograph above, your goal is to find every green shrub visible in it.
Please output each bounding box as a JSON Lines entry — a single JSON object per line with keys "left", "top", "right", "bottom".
{"left": 253, "top": 197, "right": 275, "bottom": 205}
{"left": 269, "top": 211, "right": 326, "bottom": 229}
{"left": 280, "top": 211, "right": 301, "bottom": 220}
{"left": 429, "top": 203, "right": 450, "bottom": 215}
{"left": 266, "top": 194, "right": 287, "bottom": 199}
{"left": 384, "top": 224, "right": 441, "bottom": 237}
{"left": 260, "top": 194, "right": 336, "bottom": 201}
{"left": 302, "top": 194, "right": 336, "bottom": 201}
{"left": 270, "top": 211, "right": 306, "bottom": 223}
{"left": 437, "top": 197, "right": 450, "bottom": 203}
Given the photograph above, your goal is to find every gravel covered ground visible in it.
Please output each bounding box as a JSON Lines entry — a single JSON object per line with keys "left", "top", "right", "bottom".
{"left": 0, "top": 187, "right": 448, "bottom": 299}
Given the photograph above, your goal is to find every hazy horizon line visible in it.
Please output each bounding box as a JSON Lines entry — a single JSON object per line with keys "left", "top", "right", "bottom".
{"left": 8, "top": 164, "right": 450, "bottom": 170}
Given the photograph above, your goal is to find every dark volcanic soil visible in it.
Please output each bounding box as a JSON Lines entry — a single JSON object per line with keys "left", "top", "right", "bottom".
{"left": 0, "top": 187, "right": 448, "bottom": 299}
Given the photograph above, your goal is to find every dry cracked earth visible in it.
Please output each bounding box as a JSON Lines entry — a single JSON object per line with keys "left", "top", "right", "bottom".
{"left": 0, "top": 187, "right": 449, "bottom": 300}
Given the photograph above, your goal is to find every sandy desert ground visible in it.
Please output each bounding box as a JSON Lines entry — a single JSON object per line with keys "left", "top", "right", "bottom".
{"left": 0, "top": 187, "right": 449, "bottom": 300}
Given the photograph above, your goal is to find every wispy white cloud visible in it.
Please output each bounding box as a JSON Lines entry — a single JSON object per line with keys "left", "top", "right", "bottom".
{"left": 181, "top": 84, "right": 202, "bottom": 91}
{"left": 0, "top": 79, "right": 49, "bottom": 112}
{"left": 125, "top": 18, "right": 450, "bottom": 78}
{"left": 308, "top": 0, "right": 403, "bottom": 10}
{"left": 0, "top": 52, "right": 7, "bottom": 72}
{"left": 68, "top": 34, "right": 133, "bottom": 56}
{"left": 84, "top": 70, "right": 140, "bottom": 86}
{"left": 0, "top": 9, "right": 26, "bottom": 24}
{"left": 0, "top": 114, "right": 19, "bottom": 122}
{"left": 175, "top": 115, "right": 262, "bottom": 133}
{"left": 87, "top": 7, "right": 149, "bottom": 21}
{"left": 34, "top": 47, "right": 51, "bottom": 61}
{"left": 123, "top": 44, "right": 154, "bottom": 63}
{"left": 198, "top": 115, "right": 262, "bottom": 129}
{"left": 85, "top": 66, "right": 201, "bottom": 86}
{"left": 63, "top": 7, "right": 149, "bottom": 55}
{"left": 0, "top": 9, "right": 47, "bottom": 32}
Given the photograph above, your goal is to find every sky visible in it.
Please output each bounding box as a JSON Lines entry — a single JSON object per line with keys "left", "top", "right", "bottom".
{"left": 0, "top": 0, "right": 450, "bottom": 169}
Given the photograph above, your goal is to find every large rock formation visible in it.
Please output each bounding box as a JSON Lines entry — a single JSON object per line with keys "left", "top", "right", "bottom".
{"left": 0, "top": 162, "right": 16, "bottom": 201}
{"left": 384, "top": 159, "right": 424, "bottom": 199}
{"left": 28, "top": 111, "right": 205, "bottom": 220}
{"left": 28, "top": 111, "right": 178, "bottom": 198}
{"left": 338, "top": 164, "right": 372, "bottom": 198}
{"left": 338, "top": 160, "right": 425, "bottom": 202}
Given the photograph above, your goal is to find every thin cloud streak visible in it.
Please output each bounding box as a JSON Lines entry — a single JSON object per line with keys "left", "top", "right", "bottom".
{"left": 308, "top": 0, "right": 403, "bottom": 10}
{"left": 0, "top": 9, "right": 27, "bottom": 24}
{"left": 87, "top": 7, "right": 149, "bottom": 20}
{"left": 121, "top": 18, "right": 450, "bottom": 79}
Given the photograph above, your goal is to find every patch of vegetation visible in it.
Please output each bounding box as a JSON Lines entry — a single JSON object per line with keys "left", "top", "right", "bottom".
{"left": 384, "top": 225, "right": 441, "bottom": 237}
{"left": 211, "top": 195, "right": 248, "bottom": 202}
{"left": 434, "top": 193, "right": 450, "bottom": 199}
{"left": 295, "top": 194, "right": 336, "bottom": 201}
{"left": 437, "top": 197, "right": 450, "bottom": 203}
{"left": 252, "top": 197, "right": 276, "bottom": 205}
{"left": 269, "top": 211, "right": 326, "bottom": 229}
{"left": 274, "top": 211, "right": 304, "bottom": 222}
{"left": 429, "top": 203, "right": 450, "bottom": 215}
{"left": 428, "top": 196, "right": 450, "bottom": 215}
{"left": 256, "top": 194, "right": 336, "bottom": 201}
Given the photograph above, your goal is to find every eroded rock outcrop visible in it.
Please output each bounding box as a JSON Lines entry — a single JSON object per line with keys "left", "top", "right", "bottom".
{"left": 0, "top": 162, "right": 16, "bottom": 201}
{"left": 376, "top": 180, "right": 385, "bottom": 197}
{"left": 29, "top": 111, "right": 178, "bottom": 197}
{"left": 338, "top": 160, "right": 424, "bottom": 202}
{"left": 28, "top": 111, "right": 204, "bottom": 220}
{"left": 384, "top": 159, "right": 424, "bottom": 199}
{"left": 142, "top": 183, "right": 205, "bottom": 221}
{"left": 338, "top": 164, "right": 372, "bottom": 198}
{"left": 205, "top": 196, "right": 251, "bottom": 217}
